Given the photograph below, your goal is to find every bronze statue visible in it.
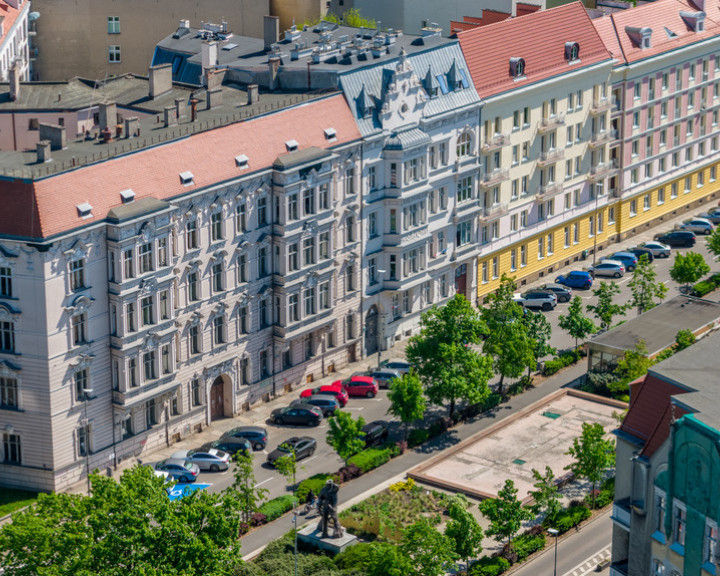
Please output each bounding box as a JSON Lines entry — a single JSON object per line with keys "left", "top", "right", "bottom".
{"left": 317, "top": 479, "right": 343, "bottom": 538}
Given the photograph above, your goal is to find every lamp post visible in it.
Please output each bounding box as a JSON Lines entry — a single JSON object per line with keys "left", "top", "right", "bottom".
{"left": 592, "top": 184, "right": 601, "bottom": 266}
{"left": 82, "top": 388, "right": 94, "bottom": 494}
{"left": 548, "top": 528, "right": 559, "bottom": 576}
{"left": 292, "top": 508, "right": 298, "bottom": 576}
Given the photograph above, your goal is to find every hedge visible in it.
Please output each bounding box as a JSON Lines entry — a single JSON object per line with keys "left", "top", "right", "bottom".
{"left": 258, "top": 494, "right": 298, "bottom": 521}
{"left": 296, "top": 474, "right": 332, "bottom": 502}
{"left": 470, "top": 556, "right": 511, "bottom": 576}
{"left": 547, "top": 504, "right": 591, "bottom": 534}
{"left": 513, "top": 532, "right": 546, "bottom": 562}
{"left": 347, "top": 447, "right": 391, "bottom": 473}
{"left": 543, "top": 349, "right": 582, "bottom": 376}
{"left": 408, "top": 428, "right": 429, "bottom": 447}
{"left": 692, "top": 273, "right": 720, "bottom": 297}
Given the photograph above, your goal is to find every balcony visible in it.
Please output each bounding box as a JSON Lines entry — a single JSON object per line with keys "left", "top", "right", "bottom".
{"left": 610, "top": 561, "right": 629, "bottom": 576}
{"left": 589, "top": 130, "right": 613, "bottom": 148}
{"left": 479, "top": 168, "right": 509, "bottom": 188}
{"left": 591, "top": 97, "right": 613, "bottom": 114}
{"left": 611, "top": 499, "right": 632, "bottom": 531}
{"left": 537, "top": 148, "right": 564, "bottom": 166}
{"left": 482, "top": 133, "right": 509, "bottom": 152}
{"left": 588, "top": 159, "right": 619, "bottom": 182}
{"left": 481, "top": 202, "right": 509, "bottom": 219}
{"left": 539, "top": 182, "right": 564, "bottom": 197}
{"left": 538, "top": 113, "right": 565, "bottom": 133}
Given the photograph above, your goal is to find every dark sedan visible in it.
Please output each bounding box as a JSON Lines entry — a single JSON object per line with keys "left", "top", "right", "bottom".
{"left": 627, "top": 247, "right": 654, "bottom": 263}
{"left": 271, "top": 404, "right": 323, "bottom": 426}
{"left": 266, "top": 436, "right": 317, "bottom": 466}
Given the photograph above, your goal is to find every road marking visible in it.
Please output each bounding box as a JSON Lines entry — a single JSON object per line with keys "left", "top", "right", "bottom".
{"left": 618, "top": 277, "right": 630, "bottom": 284}
{"left": 562, "top": 545, "right": 611, "bottom": 576}
{"left": 303, "top": 455, "right": 318, "bottom": 464}
{"left": 347, "top": 406, "right": 365, "bottom": 411}
{"left": 256, "top": 477, "right": 274, "bottom": 487}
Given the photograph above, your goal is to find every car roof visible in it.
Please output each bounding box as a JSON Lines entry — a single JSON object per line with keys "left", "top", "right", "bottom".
{"left": 373, "top": 368, "right": 400, "bottom": 375}
{"left": 568, "top": 270, "right": 590, "bottom": 276}
{"left": 290, "top": 403, "right": 320, "bottom": 411}
{"left": 170, "top": 450, "right": 190, "bottom": 459}
{"left": 540, "top": 283, "right": 567, "bottom": 290}
{"left": 163, "top": 458, "right": 191, "bottom": 466}
{"left": 228, "top": 425, "right": 266, "bottom": 434}
{"left": 349, "top": 375, "right": 374, "bottom": 383}
{"left": 308, "top": 394, "right": 339, "bottom": 403}
{"left": 597, "top": 259, "right": 623, "bottom": 266}
{"left": 362, "top": 420, "right": 387, "bottom": 432}
{"left": 612, "top": 251, "right": 635, "bottom": 257}
{"left": 385, "top": 359, "right": 410, "bottom": 365}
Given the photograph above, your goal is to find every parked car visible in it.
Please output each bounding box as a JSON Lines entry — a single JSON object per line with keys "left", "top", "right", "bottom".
{"left": 291, "top": 395, "right": 339, "bottom": 417}
{"left": 271, "top": 404, "right": 323, "bottom": 426}
{"left": 361, "top": 421, "right": 389, "bottom": 447}
{"left": 170, "top": 448, "right": 231, "bottom": 472}
{"left": 654, "top": 230, "right": 696, "bottom": 247}
{"left": 626, "top": 246, "right": 654, "bottom": 263}
{"left": 299, "top": 384, "right": 349, "bottom": 406}
{"left": 698, "top": 208, "right": 720, "bottom": 224}
{"left": 676, "top": 217, "right": 713, "bottom": 235}
{"left": 368, "top": 368, "right": 401, "bottom": 389}
{"left": 533, "top": 283, "right": 572, "bottom": 303}
{"left": 555, "top": 270, "right": 593, "bottom": 289}
{"left": 222, "top": 426, "right": 268, "bottom": 450}
{"left": 379, "top": 359, "right": 412, "bottom": 375}
{"left": 200, "top": 438, "right": 252, "bottom": 457}
{"left": 603, "top": 251, "right": 638, "bottom": 271}
{"left": 155, "top": 459, "right": 200, "bottom": 483}
{"left": 586, "top": 260, "right": 625, "bottom": 278}
{"left": 512, "top": 290, "right": 557, "bottom": 311}
{"left": 339, "top": 375, "right": 379, "bottom": 398}
{"left": 266, "top": 436, "right": 317, "bottom": 466}
{"left": 636, "top": 241, "right": 672, "bottom": 258}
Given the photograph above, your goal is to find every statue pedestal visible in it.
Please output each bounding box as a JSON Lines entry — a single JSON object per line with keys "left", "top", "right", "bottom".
{"left": 297, "top": 524, "right": 358, "bottom": 555}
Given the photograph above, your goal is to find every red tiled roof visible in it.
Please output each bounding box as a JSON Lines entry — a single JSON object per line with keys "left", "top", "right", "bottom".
{"left": 641, "top": 402, "right": 688, "bottom": 457}
{"left": 592, "top": 0, "right": 720, "bottom": 65}
{"left": 0, "top": 1, "right": 23, "bottom": 45}
{"left": 457, "top": 2, "right": 613, "bottom": 99}
{"left": 450, "top": 21, "right": 481, "bottom": 33}
{"left": 516, "top": 3, "right": 543, "bottom": 17}
{"left": 0, "top": 94, "right": 361, "bottom": 240}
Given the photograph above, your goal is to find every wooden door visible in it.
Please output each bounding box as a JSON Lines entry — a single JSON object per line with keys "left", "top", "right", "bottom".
{"left": 210, "top": 377, "right": 224, "bottom": 421}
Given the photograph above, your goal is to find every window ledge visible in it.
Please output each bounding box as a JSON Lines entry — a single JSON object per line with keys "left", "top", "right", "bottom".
{"left": 669, "top": 542, "right": 685, "bottom": 556}
{"left": 0, "top": 406, "right": 24, "bottom": 412}
{"left": 651, "top": 531, "right": 666, "bottom": 544}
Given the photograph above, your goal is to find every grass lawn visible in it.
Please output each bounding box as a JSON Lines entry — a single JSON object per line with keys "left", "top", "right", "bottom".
{"left": 0, "top": 488, "right": 38, "bottom": 516}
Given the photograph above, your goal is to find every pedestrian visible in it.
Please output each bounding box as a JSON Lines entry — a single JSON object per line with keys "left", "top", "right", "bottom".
{"left": 304, "top": 489, "right": 317, "bottom": 514}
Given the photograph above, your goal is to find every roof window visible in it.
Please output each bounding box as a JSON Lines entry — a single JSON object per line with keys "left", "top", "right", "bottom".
{"left": 235, "top": 154, "right": 249, "bottom": 168}
{"left": 285, "top": 140, "right": 299, "bottom": 152}
{"left": 119, "top": 189, "right": 135, "bottom": 204}
{"left": 324, "top": 128, "right": 337, "bottom": 142}
{"left": 564, "top": 42, "right": 580, "bottom": 62}
{"left": 179, "top": 171, "right": 195, "bottom": 185}
{"left": 76, "top": 202, "right": 93, "bottom": 219}
{"left": 509, "top": 57, "right": 526, "bottom": 79}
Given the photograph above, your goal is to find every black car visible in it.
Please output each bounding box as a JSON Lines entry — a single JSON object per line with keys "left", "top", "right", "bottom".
{"left": 200, "top": 438, "right": 252, "bottom": 456}
{"left": 222, "top": 426, "right": 269, "bottom": 450}
{"left": 533, "top": 283, "right": 572, "bottom": 303}
{"left": 290, "top": 395, "right": 339, "bottom": 417}
{"left": 653, "top": 230, "right": 696, "bottom": 247}
{"left": 271, "top": 404, "right": 323, "bottom": 426}
{"left": 266, "top": 436, "right": 317, "bottom": 465}
{"left": 627, "top": 247, "right": 654, "bottom": 263}
{"left": 362, "top": 421, "right": 389, "bottom": 447}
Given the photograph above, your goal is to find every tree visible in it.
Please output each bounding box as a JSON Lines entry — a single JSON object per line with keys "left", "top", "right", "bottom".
{"left": 613, "top": 340, "right": 653, "bottom": 384}
{"left": 400, "top": 517, "right": 458, "bottom": 576}
{"left": 274, "top": 449, "right": 298, "bottom": 493}
{"left": 521, "top": 311, "right": 556, "bottom": 376}
{"left": 326, "top": 410, "right": 366, "bottom": 465}
{"left": 480, "top": 479, "right": 533, "bottom": 553}
{"left": 706, "top": 225, "right": 720, "bottom": 260}
{"left": 387, "top": 371, "right": 426, "bottom": 441}
{"left": 558, "top": 296, "right": 596, "bottom": 350}
{"left": 565, "top": 422, "right": 615, "bottom": 509}
{"left": 587, "top": 281, "right": 626, "bottom": 332}
{"left": 0, "top": 465, "right": 245, "bottom": 576}
{"left": 233, "top": 451, "right": 268, "bottom": 524}
{"left": 528, "top": 466, "right": 562, "bottom": 524}
{"left": 628, "top": 254, "right": 668, "bottom": 314}
{"left": 407, "top": 294, "right": 493, "bottom": 417}
{"left": 444, "top": 495, "right": 483, "bottom": 570}
{"left": 675, "top": 328, "right": 696, "bottom": 351}
{"left": 669, "top": 251, "right": 710, "bottom": 292}
{"left": 365, "top": 542, "right": 414, "bottom": 576}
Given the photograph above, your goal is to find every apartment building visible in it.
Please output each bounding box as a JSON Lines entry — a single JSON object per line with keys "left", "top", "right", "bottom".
{"left": 611, "top": 331, "right": 720, "bottom": 576}
{"left": 0, "top": 0, "right": 30, "bottom": 83}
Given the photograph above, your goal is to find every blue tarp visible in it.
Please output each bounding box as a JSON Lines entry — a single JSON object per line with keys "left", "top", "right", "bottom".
{"left": 166, "top": 483, "right": 211, "bottom": 501}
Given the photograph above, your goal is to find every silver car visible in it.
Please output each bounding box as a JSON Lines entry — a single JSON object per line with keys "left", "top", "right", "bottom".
{"left": 676, "top": 217, "right": 713, "bottom": 235}
{"left": 698, "top": 208, "right": 720, "bottom": 224}
{"left": 635, "top": 241, "right": 672, "bottom": 258}
{"left": 586, "top": 260, "right": 625, "bottom": 278}
{"left": 170, "top": 448, "right": 231, "bottom": 472}
{"left": 381, "top": 359, "right": 412, "bottom": 375}
{"left": 369, "top": 368, "right": 401, "bottom": 389}
{"left": 512, "top": 290, "right": 557, "bottom": 311}
{"left": 155, "top": 458, "right": 200, "bottom": 483}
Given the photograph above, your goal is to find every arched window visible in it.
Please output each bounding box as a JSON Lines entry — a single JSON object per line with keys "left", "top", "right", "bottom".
{"left": 456, "top": 132, "right": 473, "bottom": 157}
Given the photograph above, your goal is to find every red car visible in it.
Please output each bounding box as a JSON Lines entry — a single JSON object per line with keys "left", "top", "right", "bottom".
{"left": 338, "top": 376, "right": 379, "bottom": 398}
{"left": 299, "top": 384, "right": 349, "bottom": 406}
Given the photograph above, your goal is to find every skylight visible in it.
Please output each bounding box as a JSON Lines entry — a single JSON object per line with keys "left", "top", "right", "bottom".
{"left": 235, "top": 154, "right": 249, "bottom": 168}
{"left": 324, "top": 128, "right": 337, "bottom": 141}
{"left": 285, "top": 140, "right": 299, "bottom": 152}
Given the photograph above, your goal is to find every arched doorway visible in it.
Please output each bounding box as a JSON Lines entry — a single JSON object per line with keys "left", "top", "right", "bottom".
{"left": 365, "top": 305, "right": 379, "bottom": 355}
{"left": 209, "top": 376, "right": 226, "bottom": 421}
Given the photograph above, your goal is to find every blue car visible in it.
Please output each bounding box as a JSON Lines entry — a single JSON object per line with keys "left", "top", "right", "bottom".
{"left": 603, "top": 252, "right": 638, "bottom": 271}
{"left": 555, "top": 270, "right": 593, "bottom": 290}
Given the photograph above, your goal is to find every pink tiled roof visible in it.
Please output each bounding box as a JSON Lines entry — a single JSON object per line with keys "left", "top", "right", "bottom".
{"left": 0, "top": 1, "right": 23, "bottom": 43}
{"left": 457, "top": 2, "right": 613, "bottom": 99}
{"left": 0, "top": 94, "right": 361, "bottom": 240}
{"left": 516, "top": 3, "right": 542, "bottom": 17}
{"left": 592, "top": 0, "right": 720, "bottom": 65}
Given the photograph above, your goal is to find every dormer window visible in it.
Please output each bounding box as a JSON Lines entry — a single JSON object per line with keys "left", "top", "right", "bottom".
{"left": 76, "top": 202, "right": 93, "bottom": 219}
{"left": 120, "top": 189, "right": 135, "bottom": 204}
{"left": 509, "top": 57, "right": 526, "bottom": 79}
{"left": 285, "top": 140, "right": 298, "bottom": 152}
{"left": 179, "top": 171, "right": 194, "bottom": 185}
{"left": 564, "top": 42, "right": 580, "bottom": 62}
{"left": 626, "top": 26, "right": 652, "bottom": 49}
{"left": 235, "top": 154, "right": 249, "bottom": 169}
{"left": 680, "top": 10, "right": 705, "bottom": 33}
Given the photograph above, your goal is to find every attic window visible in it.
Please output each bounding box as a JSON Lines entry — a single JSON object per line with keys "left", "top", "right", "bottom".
{"left": 564, "top": 42, "right": 580, "bottom": 62}
{"left": 179, "top": 171, "right": 194, "bottom": 185}
{"left": 680, "top": 10, "right": 705, "bottom": 32}
{"left": 324, "top": 128, "right": 337, "bottom": 141}
{"left": 509, "top": 57, "right": 526, "bottom": 79}
{"left": 285, "top": 140, "right": 299, "bottom": 152}
{"left": 76, "top": 202, "right": 93, "bottom": 219}
{"left": 458, "top": 69, "right": 470, "bottom": 89}
{"left": 119, "top": 189, "right": 135, "bottom": 204}
{"left": 436, "top": 75, "right": 449, "bottom": 94}
{"left": 235, "top": 154, "right": 249, "bottom": 168}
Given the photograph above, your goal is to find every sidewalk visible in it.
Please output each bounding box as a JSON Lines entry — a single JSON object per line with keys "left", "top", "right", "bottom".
{"left": 239, "top": 360, "right": 589, "bottom": 559}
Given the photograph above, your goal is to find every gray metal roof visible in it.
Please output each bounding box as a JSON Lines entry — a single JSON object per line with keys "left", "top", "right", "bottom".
{"left": 106, "top": 198, "right": 172, "bottom": 223}
{"left": 383, "top": 127, "right": 431, "bottom": 151}
{"left": 272, "top": 146, "right": 333, "bottom": 170}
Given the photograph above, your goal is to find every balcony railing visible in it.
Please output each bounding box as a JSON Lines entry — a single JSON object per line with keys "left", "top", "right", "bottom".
{"left": 480, "top": 168, "right": 509, "bottom": 187}
{"left": 537, "top": 148, "right": 564, "bottom": 166}
{"left": 482, "top": 133, "right": 509, "bottom": 152}
{"left": 611, "top": 499, "right": 632, "bottom": 531}
{"left": 588, "top": 159, "right": 619, "bottom": 182}
{"left": 538, "top": 113, "right": 565, "bottom": 132}
{"left": 481, "top": 202, "right": 509, "bottom": 219}
{"left": 539, "top": 182, "right": 564, "bottom": 197}
{"left": 589, "top": 130, "right": 613, "bottom": 148}
{"left": 591, "top": 97, "right": 612, "bottom": 114}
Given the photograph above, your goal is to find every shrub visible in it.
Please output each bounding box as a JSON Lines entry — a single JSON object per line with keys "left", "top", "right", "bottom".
{"left": 385, "top": 441, "right": 402, "bottom": 458}
{"left": 542, "top": 359, "right": 564, "bottom": 376}
{"left": 250, "top": 512, "right": 267, "bottom": 527}
{"left": 334, "top": 542, "right": 375, "bottom": 571}
{"left": 388, "top": 478, "right": 416, "bottom": 493}
{"left": 258, "top": 495, "right": 297, "bottom": 522}
{"left": 693, "top": 280, "right": 715, "bottom": 297}
{"left": 348, "top": 448, "right": 391, "bottom": 473}
{"left": 511, "top": 532, "right": 546, "bottom": 562}
{"left": 586, "top": 477, "right": 615, "bottom": 509}
{"left": 428, "top": 416, "right": 453, "bottom": 438}
{"left": 408, "top": 428, "right": 429, "bottom": 447}
{"left": 584, "top": 371, "right": 621, "bottom": 397}
{"left": 470, "top": 556, "right": 510, "bottom": 576}
{"left": 296, "top": 474, "right": 332, "bottom": 502}
{"left": 655, "top": 348, "right": 674, "bottom": 362}
{"left": 548, "top": 504, "right": 591, "bottom": 533}
{"left": 335, "top": 464, "right": 362, "bottom": 483}
{"left": 482, "top": 392, "right": 503, "bottom": 411}
{"left": 675, "top": 329, "right": 696, "bottom": 351}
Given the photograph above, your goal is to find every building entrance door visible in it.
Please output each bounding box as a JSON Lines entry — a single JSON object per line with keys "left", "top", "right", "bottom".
{"left": 210, "top": 377, "right": 225, "bottom": 421}
{"left": 455, "top": 264, "right": 468, "bottom": 299}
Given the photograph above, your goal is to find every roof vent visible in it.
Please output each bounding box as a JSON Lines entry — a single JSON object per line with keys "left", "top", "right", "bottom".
{"left": 564, "top": 41, "right": 580, "bottom": 62}
{"left": 324, "top": 128, "right": 337, "bottom": 141}
{"left": 679, "top": 10, "right": 705, "bottom": 32}
{"left": 285, "top": 140, "right": 299, "bottom": 152}
{"left": 179, "top": 171, "right": 195, "bottom": 185}
{"left": 120, "top": 189, "right": 136, "bottom": 204}
{"left": 509, "top": 57, "right": 526, "bottom": 79}
{"left": 235, "top": 154, "right": 249, "bottom": 168}
{"left": 76, "top": 202, "right": 93, "bottom": 219}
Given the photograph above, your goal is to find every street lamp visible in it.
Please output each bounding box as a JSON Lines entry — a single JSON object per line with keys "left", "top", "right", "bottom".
{"left": 548, "top": 527, "right": 559, "bottom": 576}
{"left": 292, "top": 508, "right": 298, "bottom": 576}
{"left": 82, "top": 388, "right": 94, "bottom": 494}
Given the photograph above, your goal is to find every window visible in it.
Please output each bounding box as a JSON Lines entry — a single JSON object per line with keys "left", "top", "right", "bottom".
{"left": 652, "top": 560, "right": 666, "bottom": 576}
{"left": 128, "top": 357, "right": 138, "bottom": 387}
{"left": 538, "top": 237, "right": 544, "bottom": 259}
{"left": 564, "top": 226, "right": 570, "bottom": 247}
{"left": 644, "top": 194, "right": 651, "bottom": 211}
{"left": 698, "top": 171, "right": 705, "bottom": 187}
{"left": 456, "top": 221, "right": 472, "bottom": 247}
{"left": 658, "top": 187, "right": 665, "bottom": 204}
{"left": 704, "top": 522, "right": 718, "bottom": 564}
{"left": 654, "top": 489, "right": 666, "bottom": 532}
{"left": 630, "top": 199, "right": 638, "bottom": 216}
{"left": 303, "top": 238, "right": 315, "bottom": 266}
{"left": 345, "top": 168, "right": 355, "bottom": 196}
{"left": 288, "top": 243, "right": 299, "bottom": 272}
{"left": 162, "top": 344, "right": 171, "bottom": 374}
{"left": 71, "top": 313, "right": 87, "bottom": 345}
{"left": 141, "top": 296, "right": 154, "bottom": 326}
{"left": 573, "top": 223, "right": 579, "bottom": 244}
{"left": 212, "top": 262, "right": 224, "bottom": 292}
{"left": 186, "top": 221, "right": 198, "bottom": 250}
{"left": 671, "top": 183, "right": 678, "bottom": 199}
{"left": 346, "top": 216, "right": 355, "bottom": 243}
{"left": 458, "top": 176, "right": 472, "bottom": 202}
{"left": 510, "top": 249, "right": 517, "bottom": 271}
{"left": 403, "top": 291, "right": 411, "bottom": 314}
{"left": 70, "top": 259, "right": 85, "bottom": 291}
{"left": 320, "top": 282, "right": 330, "bottom": 309}
{"left": 482, "top": 261, "right": 489, "bottom": 284}
{"left": 457, "top": 132, "right": 472, "bottom": 157}
{"left": 143, "top": 350, "right": 157, "bottom": 380}
{"left": 492, "top": 257, "right": 499, "bottom": 279}
{"left": 157, "top": 238, "right": 168, "bottom": 267}
{"left": 589, "top": 215, "right": 595, "bottom": 237}
{"left": 319, "top": 232, "right": 329, "bottom": 260}
{"left": 2, "top": 433, "right": 20, "bottom": 464}
{"left": 191, "top": 378, "right": 202, "bottom": 406}
{"left": 547, "top": 233, "right": 554, "bottom": 254}
{"left": 259, "top": 299, "right": 268, "bottom": 328}
{"left": 521, "top": 210, "right": 528, "bottom": 228}
{"left": 238, "top": 254, "right": 248, "bottom": 283}
{"left": 239, "top": 306, "right": 248, "bottom": 333}
{"left": 139, "top": 243, "right": 153, "bottom": 274}
{"left": 685, "top": 177, "right": 691, "bottom": 193}
{"left": 0, "top": 267, "right": 12, "bottom": 298}
{"left": 74, "top": 369, "right": 89, "bottom": 403}
{"left": 189, "top": 325, "right": 201, "bottom": 355}
{"left": 236, "top": 204, "right": 247, "bottom": 232}
{"left": 520, "top": 244, "right": 527, "bottom": 267}
{"left": 369, "top": 213, "right": 378, "bottom": 238}
{"left": 303, "top": 189, "right": 315, "bottom": 215}
{"left": 213, "top": 316, "right": 225, "bottom": 345}
{"left": 0, "top": 376, "right": 18, "bottom": 409}
{"left": 107, "top": 16, "right": 120, "bottom": 33}
{"left": 108, "top": 45, "right": 121, "bottom": 63}
{"left": 673, "top": 503, "right": 686, "bottom": 546}
{"left": 258, "top": 247, "right": 268, "bottom": 276}
{"left": 211, "top": 212, "right": 223, "bottom": 241}
{"left": 368, "top": 166, "right": 376, "bottom": 190}
{"left": 389, "top": 255, "right": 397, "bottom": 280}
{"left": 146, "top": 399, "right": 157, "bottom": 428}
{"left": 188, "top": 271, "right": 199, "bottom": 301}
{"left": 304, "top": 287, "right": 316, "bottom": 316}
{"left": 346, "top": 265, "right": 355, "bottom": 292}
{"left": 289, "top": 293, "right": 300, "bottom": 321}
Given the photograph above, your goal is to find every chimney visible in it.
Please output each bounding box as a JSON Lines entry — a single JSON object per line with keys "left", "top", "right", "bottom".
{"left": 247, "top": 84, "right": 259, "bottom": 105}
{"left": 148, "top": 64, "right": 173, "bottom": 99}
{"left": 201, "top": 41, "right": 218, "bottom": 83}
{"left": 124, "top": 116, "right": 139, "bottom": 137}
{"left": 206, "top": 68, "right": 225, "bottom": 91}
{"left": 206, "top": 88, "right": 223, "bottom": 110}
{"left": 98, "top": 102, "right": 117, "bottom": 130}
{"left": 36, "top": 140, "right": 51, "bottom": 162}
{"left": 268, "top": 56, "right": 281, "bottom": 90}
{"left": 8, "top": 63, "right": 20, "bottom": 101}
{"left": 175, "top": 97, "right": 187, "bottom": 119}
{"left": 190, "top": 98, "right": 199, "bottom": 122}
{"left": 264, "top": 15, "right": 279, "bottom": 52}
{"left": 38, "top": 123, "right": 66, "bottom": 150}
{"left": 163, "top": 106, "right": 177, "bottom": 127}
